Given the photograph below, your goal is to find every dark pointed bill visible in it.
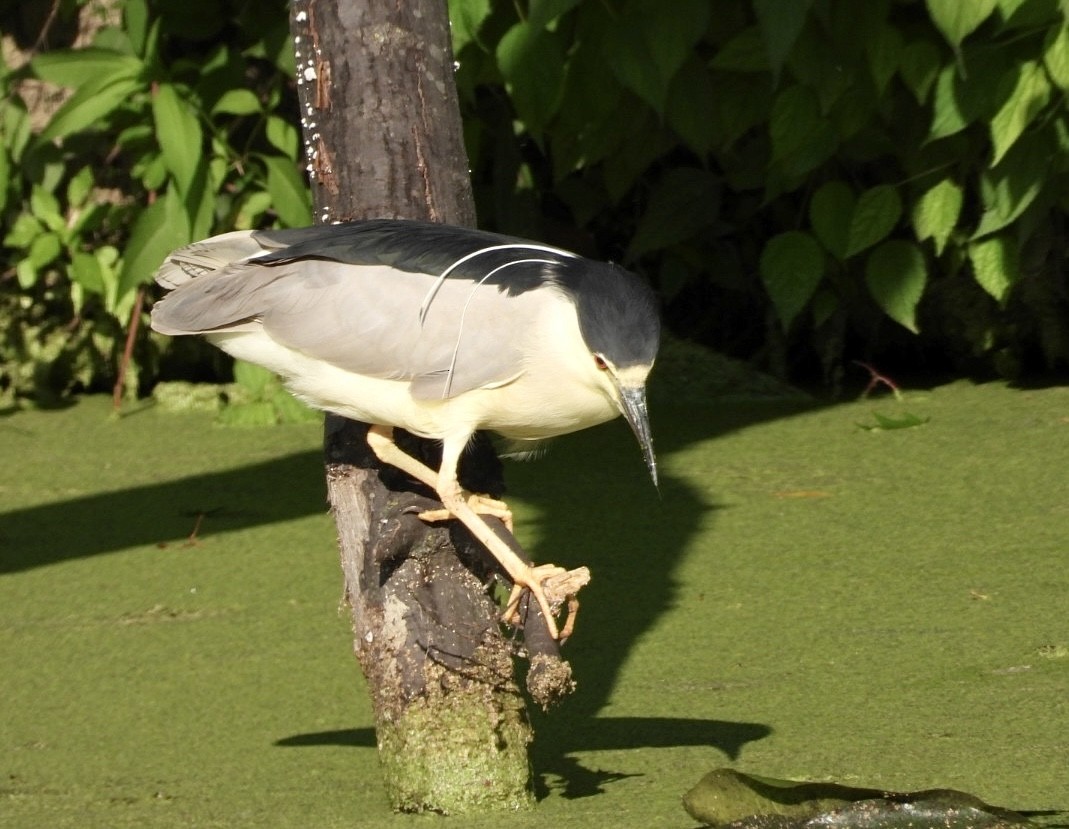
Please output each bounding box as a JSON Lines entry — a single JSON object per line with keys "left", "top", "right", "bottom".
{"left": 618, "top": 385, "right": 657, "bottom": 487}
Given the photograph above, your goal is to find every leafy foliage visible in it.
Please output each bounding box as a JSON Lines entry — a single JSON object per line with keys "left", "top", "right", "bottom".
{"left": 4, "top": 0, "right": 1069, "bottom": 403}
{"left": 451, "top": 0, "right": 1069, "bottom": 382}
{"left": 0, "top": 0, "right": 303, "bottom": 402}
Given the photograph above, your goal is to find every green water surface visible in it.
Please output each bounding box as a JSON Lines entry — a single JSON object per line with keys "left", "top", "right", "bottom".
{"left": 1, "top": 381, "right": 1066, "bottom": 827}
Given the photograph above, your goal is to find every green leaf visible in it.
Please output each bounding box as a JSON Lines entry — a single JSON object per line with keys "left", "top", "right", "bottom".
{"left": 759, "top": 231, "right": 825, "bottom": 328}
{"left": 497, "top": 21, "right": 565, "bottom": 133}
{"left": 1043, "top": 24, "right": 1069, "bottom": 90}
{"left": 868, "top": 23, "right": 903, "bottom": 95}
{"left": 29, "top": 185, "right": 64, "bottom": 233}
{"left": 828, "top": 84, "right": 876, "bottom": 143}
{"left": 139, "top": 153, "right": 169, "bottom": 192}
{"left": 998, "top": 0, "right": 1061, "bottom": 28}
{"left": 217, "top": 401, "right": 278, "bottom": 427}
{"left": 769, "top": 85, "right": 837, "bottom": 177}
{"left": 67, "top": 165, "right": 94, "bottom": 208}
{"left": 929, "top": 48, "right": 1013, "bottom": 140}
{"left": 271, "top": 388, "right": 320, "bottom": 424}
{"left": 0, "top": 148, "right": 10, "bottom": 215}
{"left": 925, "top": 0, "right": 997, "bottom": 54}
{"left": 666, "top": 56, "right": 717, "bottom": 155}
{"left": 899, "top": 39, "right": 942, "bottom": 104}
{"left": 69, "top": 251, "right": 105, "bottom": 294}
{"left": 811, "top": 288, "right": 838, "bottom": 328}
{"left": 989, "top": 61, "right": 1050, "bottom": 165}
{"left": 846, "top": 185, "right": 902, "bottom": 258}
{"left": 233, "top": 360, "right": 274, "bottom": 395}
{"left": 604, "top": 112, "right": 675, "bottom": 201}
{"left": 753, "top": 0, "right": 812, "bottom": 81}
{"left": 448, "top": 0, "right": 491, "bottom": 52}
{"left": 92, "top": 25, "right": 136, "bottom": 57}
{"left": 28, "top": 232, "right": 61, "bottom": 269}
{"left": 30, "top": 49, "right": 143, "bottom": 89}
{"left": 864, "top": 240, "right": 927, "bottom": 333}
{"left": 973, "top": 129, "right": 1049, "bottom": 238}
{"left": 119, "top": 188, "right": 190, "bottom": 300}
{"left": 785, "top": 25, "right": 851, "bottom": 113}
{"left": 3, "top": 213, "right": 43, "bottom": 249}
{"left": 710, "top": 26, "right": 769, "bottom": 73}
{"left": 529, "top": 0, "right": 581, "bottom": 30}
{"left": 265, "top": 116, "right": 299, "bottom": 160}
{"left": 37, "top": 71, "right": 143, "bottom": 142}
{"left": 912, "top": 178, "right": 963, "bottom": 255}
{"left": 996, "top": 0, "right": 1032, "bottom": 22}
{"left": 637, "top": 0, "right": 710, "bottom": 96}
{"left": 929, "top": 64, "right": 969, "bottom": 139}
{"left": 605, "top": 0, "right": 709, "bottom": 113}
{"left": 552, "top": 39, "right": 627, "bottom": 175}
{"left": 857, "top": 411, "right": 930, "bottom": 431}
{"left": 125, "top": 0, "right": 150, "bottom": 57}
{"left": 235, "top": 190, "right": 275, "bottom": 230}
{"left": 809, "top": 180, "right": 854, "bottom": 261}
{"left": 211, "top": 89, "right": 262, "bottom": 116}
{"left": 969, "top": 235, "right": 1019, "bottom": 303}
{"left": 705, "top": 72, "right": 773, "bottom": 150}
{"left": 262, "top": 155, "right": 311, "bottom": 227}
{"left": 152, "top": 83, "right": 203, "bottom": 196}
{"left": 2, "top": 99, "right": 32, "bottom": 163}
{"left": 627, "top": 168, "right": 721, "bottom": 259}
{"left": 16, "top": 258, "right": 37, "bottom": 289}
{"left": 183, "top": 162, "right": 215, "bottom": 242}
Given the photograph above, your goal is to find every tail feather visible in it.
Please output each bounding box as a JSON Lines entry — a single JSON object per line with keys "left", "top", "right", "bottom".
{"left": 151, "top": 229, "right": 296, "bottom": 335}
{"left": 154, "top": 229, "right": 267, "bottom": 289}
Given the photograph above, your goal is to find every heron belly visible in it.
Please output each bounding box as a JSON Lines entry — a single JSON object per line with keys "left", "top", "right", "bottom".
{"left": 208, "top": 315, "right": 621, "bottom": 442}
{"left": 208, "top": 330, "right": 451, "bottom": 436}
{"left": 458, "top": 370, "right": 619, "bottom": 440}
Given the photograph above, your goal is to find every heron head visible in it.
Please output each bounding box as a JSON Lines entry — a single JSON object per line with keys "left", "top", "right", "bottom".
{"left": 562, "top": 259, "right": 660, "bottom": 487}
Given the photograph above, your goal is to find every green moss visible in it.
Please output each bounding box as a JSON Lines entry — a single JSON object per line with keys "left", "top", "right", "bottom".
{"left": 2, "top": 384, "right": 1068, "bottom": 827}
{"left": 377, "top": 685, "right": 533, "bottom": 814}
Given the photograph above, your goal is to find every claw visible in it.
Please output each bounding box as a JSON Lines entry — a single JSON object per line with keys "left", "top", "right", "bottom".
{"left": 503, "top": 566, "right": 591, "bottom": 642}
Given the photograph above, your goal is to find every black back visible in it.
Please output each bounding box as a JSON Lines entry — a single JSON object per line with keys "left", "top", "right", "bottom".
{"left": 253, "top": 219, "right": 660, "bottom": 368}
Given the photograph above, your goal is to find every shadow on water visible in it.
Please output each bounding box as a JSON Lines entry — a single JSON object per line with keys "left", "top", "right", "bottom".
{"left": 4, "top": 392, "right": 816, "bottom": 800}
{"left": 0, "top": 450, "right": 326, "bottom": 574}
{"left": 502, "top": 399, "right": 802, "bottom": 796}
{"left": 276, "top": 397, "right": 817, "bottom": 799}
{"left": 276, "top": 715, "right": 771, "bottom": 799}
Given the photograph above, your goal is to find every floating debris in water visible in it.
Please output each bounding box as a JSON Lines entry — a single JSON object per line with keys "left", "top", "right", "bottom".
{"left": 683, "top": 769, "right": 1033, "bottom": 829}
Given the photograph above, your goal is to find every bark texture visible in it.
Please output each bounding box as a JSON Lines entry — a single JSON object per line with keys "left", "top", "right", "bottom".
{"left": 287, "top": 0, "right": 563, "bottom": 813}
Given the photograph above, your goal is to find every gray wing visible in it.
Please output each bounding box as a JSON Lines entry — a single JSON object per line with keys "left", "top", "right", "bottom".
{"left": 152, "top": 257, "right": 551, "bottom": 400}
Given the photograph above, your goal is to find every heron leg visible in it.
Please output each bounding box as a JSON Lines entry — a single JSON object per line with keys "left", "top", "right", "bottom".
{"left": 365, "top": 424, "right": 441, "bottom": 490}
{"left": 364, "top": 426, "right": 512, "bottom": 529}
{"left": 365, "top": 424, "right": 565, "bottom": 639}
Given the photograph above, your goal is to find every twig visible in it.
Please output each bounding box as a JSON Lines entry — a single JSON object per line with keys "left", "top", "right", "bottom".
{"left": 184, "top": 512, "right": 207, "bottom": 547}
{"left": 853, "top": 360, "right": 902, "bottom": 401}
{"left": 112, "top": 287, "right": 144, "bottom": 413}
{"left": 31, "top": 0, "right": 62, "bottom": 53}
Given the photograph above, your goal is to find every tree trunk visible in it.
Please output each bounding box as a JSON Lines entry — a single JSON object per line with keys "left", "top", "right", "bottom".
{"left": 287, "top": 0, "right": 550, "bottom": 813}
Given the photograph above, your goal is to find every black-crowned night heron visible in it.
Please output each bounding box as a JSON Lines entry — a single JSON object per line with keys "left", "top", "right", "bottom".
{"left": 150, "top": 219, "right": 659, "bottom": 639}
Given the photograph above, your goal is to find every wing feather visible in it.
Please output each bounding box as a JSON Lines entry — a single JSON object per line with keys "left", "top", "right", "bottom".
{"left": 152, "top": 252, "right": 550, "bottom": 398}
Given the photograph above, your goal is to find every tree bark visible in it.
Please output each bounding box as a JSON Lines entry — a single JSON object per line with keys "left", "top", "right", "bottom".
{"left": 287, "top": 0, "right": 555, "bottom": 813}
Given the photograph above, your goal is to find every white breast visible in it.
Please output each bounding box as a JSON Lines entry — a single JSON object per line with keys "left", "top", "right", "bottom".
{"left": 207, "top": 290, "right": 619, "bottom": 442}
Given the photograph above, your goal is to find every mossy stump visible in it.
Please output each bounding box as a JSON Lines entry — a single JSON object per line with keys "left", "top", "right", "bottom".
{"left": 377, "top": 679, "right": 533, "bottom": 814}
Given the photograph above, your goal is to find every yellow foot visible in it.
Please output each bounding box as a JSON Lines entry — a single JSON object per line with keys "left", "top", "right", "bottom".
{"left": 418, "top": 494, "right": 513, "bottom": 532}
{"left": 503, "top": 565, "right": 591, "bottom": 642}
